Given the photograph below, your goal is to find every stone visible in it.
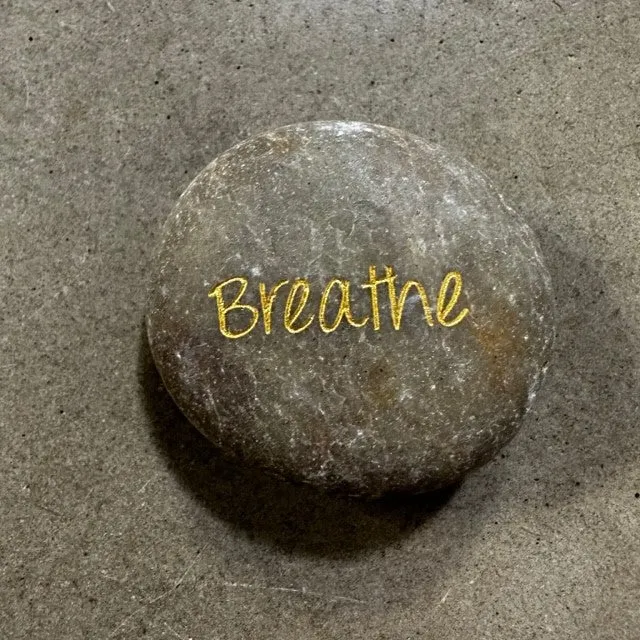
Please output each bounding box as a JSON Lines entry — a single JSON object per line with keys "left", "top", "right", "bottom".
{"left": 147, "top": 121, "right": 554, "bottom": 497}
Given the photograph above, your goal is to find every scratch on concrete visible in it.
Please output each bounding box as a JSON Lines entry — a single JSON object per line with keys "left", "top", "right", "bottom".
{"left": 164, "top": 622, "right": 192, "bottom": 640}
{"left": 221, "top": 580, "right": 365, "bottom": 604}
{"left": 439, "top": 588, "right": 451, "bottom": 604}
{"left": 106, "top": 547, "right": 204, "bottom": 638}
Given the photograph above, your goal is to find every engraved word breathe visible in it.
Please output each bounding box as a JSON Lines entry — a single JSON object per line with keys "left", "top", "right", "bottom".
{"left": 207, "top": 265, "right": 469, "bottom": 339}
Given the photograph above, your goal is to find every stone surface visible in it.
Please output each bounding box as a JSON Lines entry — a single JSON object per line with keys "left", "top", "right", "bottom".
{"left": 147, "top": 121, "right": 554, "bottom": 496}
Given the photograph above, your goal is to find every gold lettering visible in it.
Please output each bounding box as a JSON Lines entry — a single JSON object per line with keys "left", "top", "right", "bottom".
{"left": 207, "top": 266, "right": 470, "bottom": 339}
{"left": 259, "top": 280, "right": 289, "bottom": 334}
{"left": 382, "top": 265, "right": 403, "bottom": 329}
{"left": 319, "top": 278, "right": 369, "bottom": 333}
{"left": 208, "top": 277, "right": 259, "bottom": 339}
{"left": 283, "top": 279, "right": 314, "bottom": 334}
{"left": 436, "top": 270, "right": 469, "bottom": 327}
{"left": 361, "top": 265, "right": 396, "bottom": 330}
{"left": 394, "top": 281, "right": 435, "bottom": 329}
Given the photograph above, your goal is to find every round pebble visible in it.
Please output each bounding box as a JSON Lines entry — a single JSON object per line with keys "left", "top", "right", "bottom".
{"left": 147, "top": 121, "right": 554, "bottom": 497}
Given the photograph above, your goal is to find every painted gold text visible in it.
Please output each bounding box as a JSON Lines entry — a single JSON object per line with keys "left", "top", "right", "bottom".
{"left": 207, "top": 266, "right": 469, "bottom": 339}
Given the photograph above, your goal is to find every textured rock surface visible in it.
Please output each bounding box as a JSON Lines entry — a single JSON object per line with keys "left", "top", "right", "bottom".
{"left": 147, "top": 121, "right": 554, "bottom": 496}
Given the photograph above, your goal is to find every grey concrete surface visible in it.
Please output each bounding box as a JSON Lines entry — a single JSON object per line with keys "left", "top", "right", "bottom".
{"left": 1, "top": 1, "right": 638, "bottom": 638}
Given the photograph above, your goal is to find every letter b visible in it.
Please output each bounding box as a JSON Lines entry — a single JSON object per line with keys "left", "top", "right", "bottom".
{"left": 208, "top": 277, "right": 259, "bottom": 339}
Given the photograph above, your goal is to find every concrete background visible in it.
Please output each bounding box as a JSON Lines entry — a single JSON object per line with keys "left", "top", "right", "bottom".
{"left": 1, "top": 1, "right": 639, "bottom": 638}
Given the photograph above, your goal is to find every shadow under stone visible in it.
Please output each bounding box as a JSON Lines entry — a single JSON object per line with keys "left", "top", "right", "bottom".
{"left": 137, "top": 326, "right": 459, "bottom": 558}
{"left": 511, "top": 225, "right": 640, "bottom": 504}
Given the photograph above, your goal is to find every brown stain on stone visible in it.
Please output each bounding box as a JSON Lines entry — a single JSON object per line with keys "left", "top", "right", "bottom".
{"left": 268, "top": 131, "right": 303, "bottom": 156}
{"left": 364, "top": 359, "right": 399, "bottom": 411}
{"left": 469, "top": 307, "right": 529, "bottom": 403}
{"left": 243, "top": 131, "right": 302, "bottom": 159}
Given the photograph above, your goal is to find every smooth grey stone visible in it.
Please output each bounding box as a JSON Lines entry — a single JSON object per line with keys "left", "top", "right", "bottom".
{"left": 147, "top": 121, "right": 554, "bottom": 497}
